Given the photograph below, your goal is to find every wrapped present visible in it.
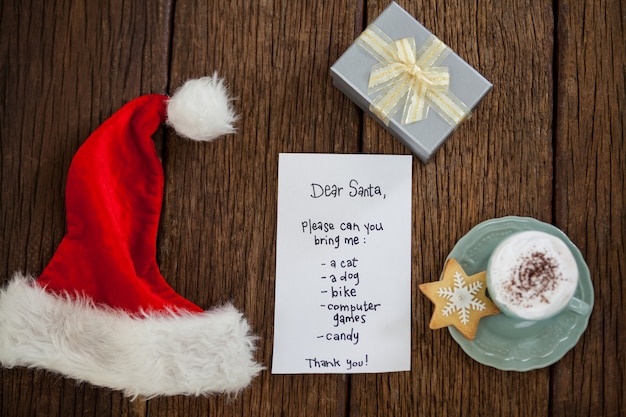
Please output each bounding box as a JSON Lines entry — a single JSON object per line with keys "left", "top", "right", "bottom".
{"left": 330, "top": 2, "right": 492, "bottom": 162}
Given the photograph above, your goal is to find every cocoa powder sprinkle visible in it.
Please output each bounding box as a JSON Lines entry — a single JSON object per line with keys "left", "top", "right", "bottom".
{"left": 503, "top": 250, "right": 562, "bottom": 307}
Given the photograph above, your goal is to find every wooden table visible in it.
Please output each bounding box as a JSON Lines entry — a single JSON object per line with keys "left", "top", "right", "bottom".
{"left": 1, "top": 0, "right": 624, "bottom": 416}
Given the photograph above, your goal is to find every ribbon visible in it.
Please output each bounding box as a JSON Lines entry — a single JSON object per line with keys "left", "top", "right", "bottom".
{"left": 356, "top": 25, "right": 469, "bottom": 126}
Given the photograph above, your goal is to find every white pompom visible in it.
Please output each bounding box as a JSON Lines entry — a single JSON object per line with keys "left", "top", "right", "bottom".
{"left": 166, "top": 74, "right": 238, "bottom": 142}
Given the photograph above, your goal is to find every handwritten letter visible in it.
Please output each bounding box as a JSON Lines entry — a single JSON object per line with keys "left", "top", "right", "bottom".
{"left": 272, "top": 153, "right": 412, "bottom": 374}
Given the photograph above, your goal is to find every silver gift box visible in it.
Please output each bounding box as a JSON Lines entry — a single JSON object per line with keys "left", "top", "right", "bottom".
{"left": 330, "top": 2, "right": 492, "bottom": 162}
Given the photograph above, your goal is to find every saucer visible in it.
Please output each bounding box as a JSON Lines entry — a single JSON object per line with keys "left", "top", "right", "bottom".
{"left": 446, "top": 216, "right": 594, "bottom": 371}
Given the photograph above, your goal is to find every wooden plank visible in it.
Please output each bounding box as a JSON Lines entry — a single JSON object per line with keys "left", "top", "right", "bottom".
{"left": 553, "top": 0, "right": 626, "bottom": 416}
{"left": 153, "top": 0, "right": 362, "bottom": 415}
{"left": 0, "top": 0, "right": 172, "bottom": 416}
{"left": 353, "top": 0, "right": 554, "bottom": 415}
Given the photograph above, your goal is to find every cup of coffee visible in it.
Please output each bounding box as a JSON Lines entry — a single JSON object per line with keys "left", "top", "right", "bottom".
{"left": 487, "top": 230, "right": 591, "bottom": 321}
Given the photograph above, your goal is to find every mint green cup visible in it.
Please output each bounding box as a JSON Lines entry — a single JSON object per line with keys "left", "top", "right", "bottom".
{"left": 486, "top": 230, "right": 591, "bottom": 321}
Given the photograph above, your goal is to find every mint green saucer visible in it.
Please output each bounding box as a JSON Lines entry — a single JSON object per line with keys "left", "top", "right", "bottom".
{"left": 446, "top": 216, "right": 594, "bottom": 371}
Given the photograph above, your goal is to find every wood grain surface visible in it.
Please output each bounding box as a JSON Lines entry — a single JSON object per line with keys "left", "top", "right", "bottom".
{"left": 1, "top": 0, "right": 623, "bottom": 416}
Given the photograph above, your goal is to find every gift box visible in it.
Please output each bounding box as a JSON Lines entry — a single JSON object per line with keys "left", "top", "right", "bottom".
{"left": 330, "top": 2, "right": 492, "bottom": 162}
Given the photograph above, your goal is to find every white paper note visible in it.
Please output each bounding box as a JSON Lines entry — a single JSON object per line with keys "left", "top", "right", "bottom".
{"left": 272, "top": 153, "right": 412, "bottom": 374}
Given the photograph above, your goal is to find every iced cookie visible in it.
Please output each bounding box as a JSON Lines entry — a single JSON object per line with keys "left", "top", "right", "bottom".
{"left": 419, "top": 258, "right": 500, "bottom": 340}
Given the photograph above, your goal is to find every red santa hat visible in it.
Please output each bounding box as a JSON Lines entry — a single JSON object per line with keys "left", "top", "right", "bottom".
{"left": 0, "top": 75, "right": 263, "bottom": 398}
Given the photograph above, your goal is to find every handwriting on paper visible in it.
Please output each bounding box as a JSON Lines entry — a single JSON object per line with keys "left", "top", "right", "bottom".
{"left": 272, "top": 153, "right": 412, "bottom": 374}
{"left": 309, "top": 179, "right": 386, "bottom": 199}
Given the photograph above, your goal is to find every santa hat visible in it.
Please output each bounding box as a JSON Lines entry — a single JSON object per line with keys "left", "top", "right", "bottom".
{"left": 0, "top": 75, "right": 263, "bottom": 398}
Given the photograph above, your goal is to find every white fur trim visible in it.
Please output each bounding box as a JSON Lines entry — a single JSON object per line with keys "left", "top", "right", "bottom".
{"left": 166, "top": 74, "right": 238, "bottom": 142}
{"left": 0, "top": 273, "right": 263, "bottom": 398}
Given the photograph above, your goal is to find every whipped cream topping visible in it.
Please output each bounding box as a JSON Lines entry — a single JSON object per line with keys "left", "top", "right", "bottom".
{"left": 488, "top": 231, "right": 578, "bottom": 320}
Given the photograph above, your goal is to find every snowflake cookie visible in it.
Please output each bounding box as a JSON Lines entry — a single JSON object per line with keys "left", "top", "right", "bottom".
{"left": 419, "top": 258, "right": 500, "bottom": 340}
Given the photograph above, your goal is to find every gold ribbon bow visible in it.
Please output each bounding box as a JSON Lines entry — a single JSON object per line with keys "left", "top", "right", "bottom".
{"left": 357, "top": 25, "right": 469, "bottom": 126}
